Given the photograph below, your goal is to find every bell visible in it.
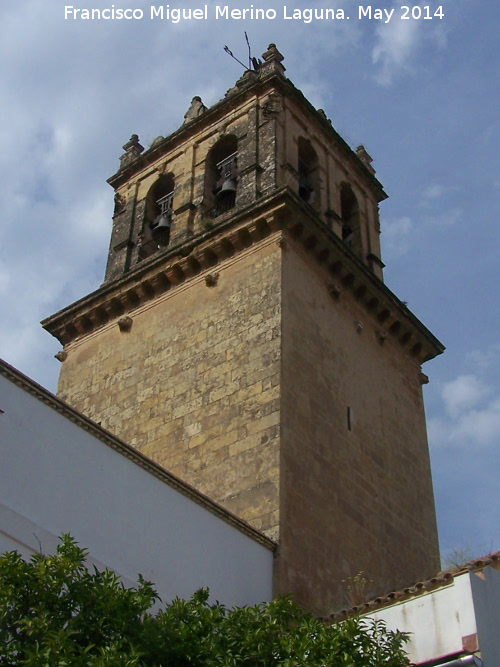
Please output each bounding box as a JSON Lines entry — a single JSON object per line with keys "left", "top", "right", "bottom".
{"left": 220, "top": 178, "right": 237, "bottom": 193}
{"left": 215, "top": 178, "right": 237, "bottom": 207}
{"left": 151, "top": 214, "right": 171, "bottom": 246}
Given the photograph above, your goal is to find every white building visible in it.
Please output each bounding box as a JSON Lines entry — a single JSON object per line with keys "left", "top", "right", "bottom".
{"left": 0, "top": 359, "right": 274, "bottom": 608}
{"left": 329, "top": 554, "right": 500, "bottom": 666}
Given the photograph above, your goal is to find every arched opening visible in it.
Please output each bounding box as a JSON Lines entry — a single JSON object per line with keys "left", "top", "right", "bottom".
{"left": 298, "top": 137, "right": 320, "bottom": 209}
{"left": 140, "top": 174, "right": 175, "bottom": 258}
{"left": 340, "top": 183, "right": 360, "bottom": 251}
{"left": 205, "top": 135, "right": 238, "bottom": 218}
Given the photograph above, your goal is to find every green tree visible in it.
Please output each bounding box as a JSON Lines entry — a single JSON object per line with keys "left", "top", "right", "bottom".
{"left": 0, "top": 535, "right": 410, "bottom": 666}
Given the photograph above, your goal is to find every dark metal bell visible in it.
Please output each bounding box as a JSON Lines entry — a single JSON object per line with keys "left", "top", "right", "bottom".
{"left": 151, "top": 215, "right": 171, "bottom": 246}
{"left": 219, "top": 178, "right": 237, "bottom": 193}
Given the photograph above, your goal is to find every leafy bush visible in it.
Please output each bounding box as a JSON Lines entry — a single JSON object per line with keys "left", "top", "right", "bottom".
{"left": 0, "top": 535, "right": 409, "bottom": 666}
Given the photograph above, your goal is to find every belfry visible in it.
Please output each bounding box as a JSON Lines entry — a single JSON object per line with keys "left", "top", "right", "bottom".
{"left": 43, "top": 44, "right": 444, "bottom": 613}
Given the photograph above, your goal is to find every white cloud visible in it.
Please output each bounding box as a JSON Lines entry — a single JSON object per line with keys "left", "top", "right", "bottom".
{"left": 418, "top": 185, "right": 462, "bottom": 229}
{"left": 381, "top": 215, "right": 413, "bottom": 258}
{"left": 381, "top": 190, "right": 461, "bottom": 261}
{"left": 420, "top": 184, "right": 459, "bottom": 206}
{"left": 467, "top": 344, "right": 500, "bottom": 372}
{"left": 441, "top": 374, "right": 489, "bottom": 419}
{"left": 383, "top": 208, "right": 459, "bottom": 258}
{"left": 428, "top": 368, "right": 500, "bottom": 449}
{"left": 372, "top": 4, "right": 447, "bottom": 85}
{"left": 421, "top": 184, "right": 448, "bottom": 201}
{"left": 372, "top": 11, "right": 423, "bottom": 85}
{"left": 421, "top": 206, "right": 463, "bottom": 229}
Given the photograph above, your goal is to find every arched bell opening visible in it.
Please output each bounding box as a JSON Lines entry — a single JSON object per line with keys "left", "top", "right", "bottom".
{"left": 205, "top": 135, "right": 238, "bottom": 218}
{"left": 298, "top": 137, "right": 320, "bottom": 211}
{"left": 340, "top": 183, "right": 360, "bottom": 253}
{"left": 140, "top": 174, "right": 175, "bottom": 258}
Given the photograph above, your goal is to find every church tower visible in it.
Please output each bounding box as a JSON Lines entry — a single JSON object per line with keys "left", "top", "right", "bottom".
{"left": 43, "top": 45, "right": 444, "bottom": 614}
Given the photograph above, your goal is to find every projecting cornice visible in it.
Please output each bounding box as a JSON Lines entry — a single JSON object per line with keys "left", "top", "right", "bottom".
{"left": 42, "top": 189, "right": 444, "bottom": 365}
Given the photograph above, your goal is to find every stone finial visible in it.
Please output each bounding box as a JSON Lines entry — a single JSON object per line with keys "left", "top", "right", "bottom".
{"left": 150, "top": 135, "right": 165, "bottom": 149}
{"left": 119, "top": 134, "right": 144, "bottom": 171}
{"left": 122, "top": 134, "right": 143, "bottom": 153}
{"left": 259, "top": 43, "right": 286, "bottom": 77}
{"left": 317, "top": 109, "right": 333, "bottom": 126}
{"left": 355, "top": 145, "right": 375, "bottom": 175}
{"left": 55, "top": 350, "right": 68, "bottom": 362}
{"left": 262, "top": 43, "right": 284, "bottom": 63}
{"left": 184, "top": 96, "right": 207, "bottom": 124}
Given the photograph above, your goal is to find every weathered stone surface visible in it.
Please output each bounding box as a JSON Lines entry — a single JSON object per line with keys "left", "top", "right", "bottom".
{"left": 277, "top": 242, "right": 440, "bottom": 612}
{"left": 59, "top": 240, "right": 282, "bottom": 540}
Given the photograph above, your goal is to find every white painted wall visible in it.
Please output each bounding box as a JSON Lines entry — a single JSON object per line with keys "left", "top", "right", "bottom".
{"left": 365, "top": 567, "right": 500, "bottom": 665}
{"left": 0, "top": 368, "right": 273, "bottom": 608}
{"left": 471, "top": 566, "right": 500, "bottom": 665}
{"left": 366, "top": 575, "right": 477, "bottom": 664}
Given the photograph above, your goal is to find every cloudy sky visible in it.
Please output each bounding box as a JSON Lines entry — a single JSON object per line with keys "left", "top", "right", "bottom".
{"left": 1, "top": 0, "right": 499, "bottom": 565}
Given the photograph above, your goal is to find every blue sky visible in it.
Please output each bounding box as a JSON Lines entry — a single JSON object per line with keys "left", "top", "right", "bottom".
{"left": 1, "top": 0, "right": 499, "bottom": 564}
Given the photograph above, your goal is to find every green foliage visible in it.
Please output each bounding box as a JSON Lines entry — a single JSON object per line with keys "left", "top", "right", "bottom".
{"left": 0, "top": 535, "right": 410, "bottom": 666}
{"left": 341, "top": 572, "right": 372, "bottom": 607}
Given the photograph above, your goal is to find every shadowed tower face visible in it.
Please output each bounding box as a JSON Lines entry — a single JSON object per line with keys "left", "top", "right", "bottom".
{"left": 43, "top": 45, "right": 444, "bottom": 614}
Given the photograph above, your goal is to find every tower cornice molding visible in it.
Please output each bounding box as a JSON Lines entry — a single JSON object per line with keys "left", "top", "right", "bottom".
{"left": 43, "top": 189, "right": 443, "bottom": 365}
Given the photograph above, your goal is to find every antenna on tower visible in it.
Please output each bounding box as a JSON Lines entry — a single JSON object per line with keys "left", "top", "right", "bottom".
{"left": 245, "top": 31, "right": 251, "bottom": 70}
{"left": 223, "top": 44, "right": 247, "bottom": 71}
{"left": 224, "top": 34, "right": 262, "bottom": 71}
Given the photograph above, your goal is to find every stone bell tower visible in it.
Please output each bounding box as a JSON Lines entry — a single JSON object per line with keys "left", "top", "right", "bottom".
{"left": 43, "top": 45, "right": 444, "bottom": 614}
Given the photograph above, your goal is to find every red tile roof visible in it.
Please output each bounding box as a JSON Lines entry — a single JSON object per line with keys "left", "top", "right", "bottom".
{"left": 325, "top": 552, "right": 500, "bottom": 622}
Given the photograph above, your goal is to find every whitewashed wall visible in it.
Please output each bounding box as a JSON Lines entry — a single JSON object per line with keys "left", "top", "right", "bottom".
{"left": 0, "top": 365, "right": 274, "bottom": 608}
{"left": 365, "top": 567, "right": 500, "bottom": 665}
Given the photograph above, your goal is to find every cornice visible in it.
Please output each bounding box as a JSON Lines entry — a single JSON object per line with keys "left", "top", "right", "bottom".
{"left": 42, "top": 191, "right": 286, "bottom": 344}
{"left": 42, "top": 189, "right": 444, "bottom": 365}
{"left": 0, "top": 358, "right": 277, "bottom": 553}
{"left": 282, "top": 197, "right": 444, "bottom": 364}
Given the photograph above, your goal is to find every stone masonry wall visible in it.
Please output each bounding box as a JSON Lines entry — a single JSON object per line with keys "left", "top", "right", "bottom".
{"left": 58, "top": 238, "right": 282, "bottom": 540}
{"left": 277, "top": 241, "right": 440, "bottom": 614}
{"left": 275, "top": 96, "right": 385, "bottom": 280}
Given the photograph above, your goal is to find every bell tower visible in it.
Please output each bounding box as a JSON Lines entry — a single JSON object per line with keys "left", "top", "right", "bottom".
{"left": 43, "top": 45, "right": 444, "bottom": 614}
